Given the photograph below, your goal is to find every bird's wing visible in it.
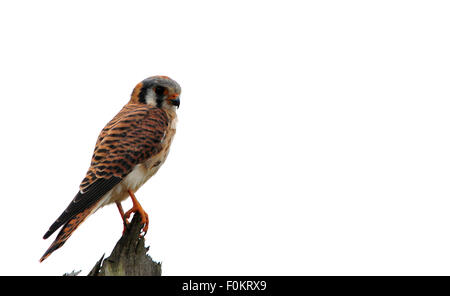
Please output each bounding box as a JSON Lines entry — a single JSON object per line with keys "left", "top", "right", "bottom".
{"left": 40, "top": 105, "right": 169, "bottom": 261}
{"left": 80, "top": 104, "right": 169, "bottom": 192}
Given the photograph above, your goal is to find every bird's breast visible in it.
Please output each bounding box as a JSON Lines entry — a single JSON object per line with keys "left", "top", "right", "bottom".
{"left": 101, "top": 115, "right": 177, "bottom": 207}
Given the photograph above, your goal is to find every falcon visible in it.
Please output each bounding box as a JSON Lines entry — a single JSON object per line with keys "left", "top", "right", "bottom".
{"left": 40, "top": 75, "right": 181, "bottom": 262}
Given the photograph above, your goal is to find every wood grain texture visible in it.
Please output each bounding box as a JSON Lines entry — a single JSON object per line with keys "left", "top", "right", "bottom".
{"left": 87, "top": 212, "right": 161, "bottom": 276}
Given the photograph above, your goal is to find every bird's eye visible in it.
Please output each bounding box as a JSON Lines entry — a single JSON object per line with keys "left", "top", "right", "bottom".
{"left": 154, "top": 86, "right": 165, "bottom": 96}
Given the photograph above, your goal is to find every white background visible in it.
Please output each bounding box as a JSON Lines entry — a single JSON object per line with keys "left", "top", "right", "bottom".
{"left": 0, "top": 0, "right": 449, "bottom": 276}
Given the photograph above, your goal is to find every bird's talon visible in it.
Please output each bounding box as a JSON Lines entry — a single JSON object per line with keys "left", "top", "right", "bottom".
{"left": 141, "top": 224, "right": 149, "bottom": 237}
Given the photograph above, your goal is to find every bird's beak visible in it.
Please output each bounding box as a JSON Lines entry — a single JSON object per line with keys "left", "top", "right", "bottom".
{"left": 167, "top": 94, "right": 180, "bottom": 108}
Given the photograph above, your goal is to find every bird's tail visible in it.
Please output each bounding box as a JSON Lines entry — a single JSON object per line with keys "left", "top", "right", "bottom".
{"left": 39, "top": 204, "right": 97, "bottom": 263}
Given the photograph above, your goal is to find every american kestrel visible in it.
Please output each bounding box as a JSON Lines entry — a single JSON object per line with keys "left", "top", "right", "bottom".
{"left": 40, "top": 76, "right": 181, "bottom": 262}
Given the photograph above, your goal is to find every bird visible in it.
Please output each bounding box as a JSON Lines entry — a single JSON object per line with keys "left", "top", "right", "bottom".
{"left": 40, "top": 75, "right": 181, "bottom": 262}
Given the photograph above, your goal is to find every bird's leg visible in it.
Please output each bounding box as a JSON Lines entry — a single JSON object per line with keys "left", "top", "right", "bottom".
{"left": 115, "top": 201, "right": 129, "bottom": 235}
{"left": 124, "top": 189, "right": 149, "bottom": 236}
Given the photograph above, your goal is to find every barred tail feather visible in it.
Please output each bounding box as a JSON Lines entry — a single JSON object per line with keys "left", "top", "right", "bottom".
{"left": 39, "top": 204, "right": 97, "bottom": 262}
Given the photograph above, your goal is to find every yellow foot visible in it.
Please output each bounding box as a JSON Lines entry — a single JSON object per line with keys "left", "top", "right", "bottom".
{"left": 125, "top": 190, "right": 149, "bottom": 236}
{"left": 116, "top": 201, "right": 131, "bottom": 235}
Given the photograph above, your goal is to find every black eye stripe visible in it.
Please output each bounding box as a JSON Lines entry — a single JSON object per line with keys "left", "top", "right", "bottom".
{"left": 138, "top": 87, "right": 147, "bottom": 104}
{"left": 154, "top": 86, "right": 165, "bottom": 96}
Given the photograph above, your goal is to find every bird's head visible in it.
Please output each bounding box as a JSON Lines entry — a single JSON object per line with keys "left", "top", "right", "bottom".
{"left": 130, "top": 75, "right": 181, "bottom": 110}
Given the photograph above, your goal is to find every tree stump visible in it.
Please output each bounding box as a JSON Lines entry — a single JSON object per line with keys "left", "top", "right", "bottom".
{"left": 87, "top": 212, "right": 162, "bottom": 276}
